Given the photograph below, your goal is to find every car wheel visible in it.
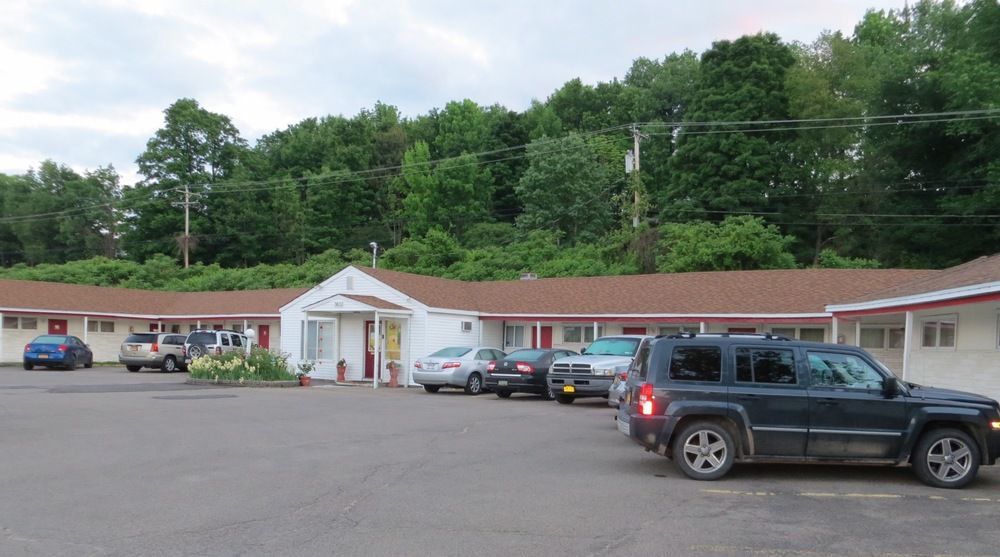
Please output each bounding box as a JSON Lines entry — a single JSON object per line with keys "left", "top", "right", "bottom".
{"left": 84, "top": 358, "right": 93, "bottom": 369}
{"left": 423, "top": 385, "right": 441, "bottom": 393}
{"left": 162, "top": 356, "right": 178, "bottom": 373}
{"left": 542, "top": 385, "right": 556, "bottom": 401}
{"left": 126, "top": 365, "right": 141, "bottom": 373}
{"left": 913, "top": 428, "right": 980, "bottom": 489}
{"left": 23, "top": 362, "right": 33, "bottom": 371}
{"left": 496, "top": 390, "right": 512, "bottom": 399}
{"left": 64, "top": 354, "right": 76, "bottom": 370}
{"left": 673, "top": 421, "right": 735, "bottom": 481}
{"left": 188, "top": 344, "right": 207, "bottom": 359}
{"left": 464, "top": 373, "right": 483, "bottom": 395}
{"left": 555, "top": 394, "right": 574, "bottom": 405}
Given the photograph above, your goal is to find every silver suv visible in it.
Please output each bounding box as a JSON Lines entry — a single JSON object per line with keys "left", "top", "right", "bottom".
{"left": 119, "top": 333, "right": 188, "bottom": 372}
{"left": 546, "top": 335, "right": 651, "bottom": 404}
{"left": 184, "top": 329, "right": 249, "bottom": 363}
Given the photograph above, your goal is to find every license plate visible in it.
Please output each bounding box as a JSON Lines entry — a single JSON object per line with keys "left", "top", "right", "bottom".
{"left": 39, "top": 354, "right": 48, "bottom": 359}
{"left": 498, "top": 380, "right": 508, "bottom": 386}
{"left": 129, "top": 345, "right": 139, "bottom": 351}
{"left": 617, "top": 417, "right": 630, "bottom": 436}
{"left": 563, "top": 385, "right": 576, "bottom": 393}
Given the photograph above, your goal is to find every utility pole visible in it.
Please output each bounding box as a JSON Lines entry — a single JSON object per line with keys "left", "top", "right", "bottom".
{"left": 627, "top": 124, "right": 648, "bottom": 228}
{"left": 170, "top": 185, "right": 200, "bottom": 268}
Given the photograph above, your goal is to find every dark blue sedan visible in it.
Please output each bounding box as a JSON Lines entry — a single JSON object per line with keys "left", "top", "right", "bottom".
{"left": 23, "top": 335, "right": 94, "bottom": 370}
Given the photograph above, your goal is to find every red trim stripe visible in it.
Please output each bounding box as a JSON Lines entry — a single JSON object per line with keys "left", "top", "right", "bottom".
{"left": 832, "top": 292, "right": 1000, "bottom": 318}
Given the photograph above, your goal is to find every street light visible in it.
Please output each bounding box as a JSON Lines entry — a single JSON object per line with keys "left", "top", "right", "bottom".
{"left": 369, "top": 242, "right": 378, "bottom": 269}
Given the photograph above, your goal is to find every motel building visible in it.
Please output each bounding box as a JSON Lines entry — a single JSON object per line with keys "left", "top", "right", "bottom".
{"left": 2, "top": 253, "right": 998, "bottom": 400}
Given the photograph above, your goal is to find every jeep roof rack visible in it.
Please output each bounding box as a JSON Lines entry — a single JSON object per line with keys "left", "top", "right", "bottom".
{"left": 657, "top": 332, "right": 792, "bottom": 341}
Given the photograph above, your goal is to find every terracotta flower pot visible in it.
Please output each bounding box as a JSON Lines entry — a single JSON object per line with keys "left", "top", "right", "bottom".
{"left": 336, "top": 365, "right": 347, "bottom": 382}
{"left": 387, "top": 363, "right": 399, "bottom": 388}
{"left": 300, "top": 375, "right": 311, "bottom": 387}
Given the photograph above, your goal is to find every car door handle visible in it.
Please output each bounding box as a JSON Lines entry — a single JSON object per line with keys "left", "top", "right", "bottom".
{"left": 816, "top": 399, "right": 838, "bottom": 406}
{"left": 736, "top": 394, "right": 760, "bottom": 399}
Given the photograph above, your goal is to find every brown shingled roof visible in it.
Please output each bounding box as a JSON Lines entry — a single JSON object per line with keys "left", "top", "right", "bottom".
{"left": 0, "top": 279, "right": 307, "bottom": 317}
{"left": 341, "top": 294, "right": 409, "bottom": 311}
{"left": 356, "top": 267, "right": 936, "bottom": 315}
{"left": 836, "top": 253, "right": 1000, "bottom": 305}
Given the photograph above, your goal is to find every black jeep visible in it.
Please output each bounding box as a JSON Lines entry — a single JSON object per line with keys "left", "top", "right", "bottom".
{"left": 617, "top": 333, "right": 1000, "bottom": 488}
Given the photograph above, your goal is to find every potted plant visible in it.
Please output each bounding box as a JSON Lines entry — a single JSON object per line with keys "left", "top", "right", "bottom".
{"left": 386, "top": 360, "right": 400, "bottom": 388}
{"left": 336, "top": 358, "right": 347, "bottom": 382}
{"left": 297, "top": 361, "right": 315, "bottom": 387}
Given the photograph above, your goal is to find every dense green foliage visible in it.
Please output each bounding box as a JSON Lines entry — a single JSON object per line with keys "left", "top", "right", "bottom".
{"left": 1, "top": 1, "right": 997, "bottom": 288}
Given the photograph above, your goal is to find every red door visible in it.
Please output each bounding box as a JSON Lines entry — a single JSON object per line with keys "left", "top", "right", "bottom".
{"left": 149, "top": 323, "right": 160, "bottom": 332}
{"left": 623, "top": 327, "right": 647, "bottom": 335}
{"left": 48, "top": 319, "right": 67, "bottom": 335}
{"left": 257, "top": 325, "right": 270, "bottom": 349}
{"left": 213, "top": 324, "right": 224, "bottom": 330}
{"left": 364, "top": 321, "right": 375, "bottom": 379}
{"left": 530, "top": 326, "right": 553, "bottom": 348}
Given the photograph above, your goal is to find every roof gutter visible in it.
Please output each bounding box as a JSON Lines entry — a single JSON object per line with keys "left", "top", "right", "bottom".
{"left": 825, "top": 281, "right": 1000, "bottom": 314}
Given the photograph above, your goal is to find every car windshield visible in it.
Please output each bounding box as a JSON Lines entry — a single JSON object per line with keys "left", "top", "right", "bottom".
{"left": 507, "top": 349, "right": 547, "bottom": 361}
{"left": 429, "top": 347, "right": 472, "bottom": 358}
{"left": 32, "top": 335, "right": 68, "bottom": 344}
{"left": 583, "top": 338, "right": 640, "bottom": 357}
{"left": 187, "top": 332, "right": 216, "bottom": 345}
{"left": 124, "top": 334, "right": 157, "bottom": 344}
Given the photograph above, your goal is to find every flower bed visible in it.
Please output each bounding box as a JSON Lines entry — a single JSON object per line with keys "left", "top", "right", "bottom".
{"left": 188, "top": 347, "right": 298, "bottom": 384}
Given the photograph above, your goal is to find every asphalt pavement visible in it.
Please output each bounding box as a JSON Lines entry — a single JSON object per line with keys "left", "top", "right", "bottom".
{"left": 1, "top": 367, "right": 998, "bottom": 557}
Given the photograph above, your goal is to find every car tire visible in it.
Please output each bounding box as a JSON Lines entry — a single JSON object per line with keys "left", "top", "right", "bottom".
{"left": 542, "top": 385, "right": 556, "bottom": 401}
{"left": 188, "top": 344, "right": 207, "bottom": 359}
{"left": 496, "top": 389, "right": 512, "bottom": 399}
{"left": 23, "top": 362, "right": 33, "bottom": 370}
{"left": 64, "top": 354, "right": 76, "bottom": 370}
{"left": 84, "top": 358, "right": 93, "bottom": 369}
{"left": 555, "top": 394, "right": 574, "bottom": 405}
{"left": 464, "top": 373, "right": 483, "bottom": 395}
{"left": 423, "top": 385, "right": 441, "bottom": 393}
{"left": 673, "top": 421, "right": 736, "bottom": 481}
{"left": 162, "top": 356, "right": 178, "bottom": 373}
{"left": 126, "top": 365, "right": 141, "bottom": 373}
{"left": 913, "top": 428, "right": 981, "bottom": 489}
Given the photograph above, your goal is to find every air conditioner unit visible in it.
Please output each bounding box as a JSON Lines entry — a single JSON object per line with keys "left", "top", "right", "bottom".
{"left": 461, "top": 321, "right": 473, "bottom": 333}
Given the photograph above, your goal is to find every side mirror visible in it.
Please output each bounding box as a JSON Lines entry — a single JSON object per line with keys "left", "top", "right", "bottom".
{"left": 882, "top": 376, "right": 899, "bottom": 397}
{"left": 579, "top": 348, "right": 587, "bottom": 355}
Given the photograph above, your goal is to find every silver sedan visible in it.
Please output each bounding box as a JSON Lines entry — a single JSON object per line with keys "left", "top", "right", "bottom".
{"left": 412, "top": 346, "right": 506, "bottom": 395}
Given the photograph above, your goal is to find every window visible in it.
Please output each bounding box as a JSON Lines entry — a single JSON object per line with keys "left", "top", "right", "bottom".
{"left": 860, "top": 328, "right": 886, "bottom": 349}
{"left": 88, "top": 320, "right": 115, "bottom": 333}
{"left": 2, "top": 316, "right": 17, "bottom": 329}
{"left": 888, "top": 328, "right": 905, "bottom": 349}
{"left": 922, "top": 316, "right": 957, "bottom": 348}
{"left": 190, "top": 324, "right": 199, "bottom": 332}
{"left": 799, "top": 328, "right": 825, "bottom": 342}
{"left": 476, "top": 349, "right": 494, "bottom": 360}
{"left": 564, "top": 324, "right": 603, "bottom": 343}
{"left": 232, "top": 335, "right": 243, "bottom": 347}
{"left": 221, "top": 334, "right": 231, "bottom": 346}
{"left": 21, "top": 317, "right": 36, "bottom": 329}
{"left": 634, "top": 339, "right": 652, "bottom": 381}
{"left": 169, "top": 324, "right": 179, "bottom": 334}
{"left": 505, "top": 325, "right": 525, "bottom": 348}
{"left": 306, "top": 320, "right": 335, "bottom": 360}
{"left": 770, "top": 327, "right": 796, "bottom": 338}
{"left": 461, "top": 321, "right": 473, "bottom": 333}
{"left": 808, "top": 351, "right": 885, "bottom": 389}
{"left": 659, "top": 325, "right": 696, "bottom": 336}
{"left": 231, "top": 323, "right": 244, "bottom": 332}
{"left": 735, "top": 348, "right": 797, "bottom": 384}
{"left": 666, "top": 347, "right": 722, "bottom": 382}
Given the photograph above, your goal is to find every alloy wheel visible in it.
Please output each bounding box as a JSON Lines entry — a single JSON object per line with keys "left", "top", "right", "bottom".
{"left": 682, "top": 430, "right": 729, "bottom": 474}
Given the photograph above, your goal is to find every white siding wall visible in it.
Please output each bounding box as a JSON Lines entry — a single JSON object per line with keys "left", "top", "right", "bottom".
{"left": 909, "top": 303, "right": 1000, "bottom": 400}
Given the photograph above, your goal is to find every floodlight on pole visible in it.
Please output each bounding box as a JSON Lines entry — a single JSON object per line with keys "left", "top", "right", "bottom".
{"left": 369, "top": 242, "right": 378, "bottom": 268}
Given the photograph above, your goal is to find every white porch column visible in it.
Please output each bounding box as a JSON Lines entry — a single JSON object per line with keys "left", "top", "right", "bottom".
{"left": 855, "top": 320, "right": 861, "bottom": 347}
{"left": 902, "top": 311, "right": 913, "bottom": 381}
{"left": 832, "top": 316, "right": 840, "bottom": 344}
{"left": 197, "top": 319, "right": 201, "bottom": 329}
{"left": 593, "top": 321, "right": 599, "bottom": 342}
{"left": 373, "top": 311, "right": 381, "bottom": 390}
{"left": 83, "top": 316, "right": 89, "bottom": 345}
{"left": 536, "top": 321, "right": 542, "bottom": 347}
{"left": 301, "top": 311, "right": 309, "bottom": 363}
{"left": 699, "top": 321, "right": 707, "bottom": 333}
{"left": 0, "top": 312, "right": 4, "bottom": 362}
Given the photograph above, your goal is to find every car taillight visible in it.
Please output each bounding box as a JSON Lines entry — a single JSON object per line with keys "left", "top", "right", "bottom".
{"left": 638, "top": 383, "right": 654, "bottom": 416}
{"left": 442, "top": 361, "right": 461, "bottom": 369}
{"left": 516, "top": 362, "right": 534, "bottom": 374}
{"left": 150, "top": 343, "right": 159, "bottom": 353}
{"left": 617, "top": 371, "right": 628, "bottom": 381}
{"left": 414, "top": 361, "right": 422, "bottom": 369}
{"left": 487, "top": 361, "right": 496, "bottom": 373}
{"left": 58, "top": 344, "right": 68, "bottom": 352}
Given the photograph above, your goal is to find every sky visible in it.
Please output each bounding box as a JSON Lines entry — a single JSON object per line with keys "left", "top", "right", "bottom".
{"left": 0, "top": 0, "right": 908, "bottom": 186}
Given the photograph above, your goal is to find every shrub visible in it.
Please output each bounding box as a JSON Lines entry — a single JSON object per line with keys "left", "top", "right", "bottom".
{"left": 188, "top": 347, "right": 297, "bottom": 383}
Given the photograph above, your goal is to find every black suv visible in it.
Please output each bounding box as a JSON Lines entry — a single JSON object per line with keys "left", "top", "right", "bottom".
{"left": 618, "top": 333, "right": 1000, "bottom": 488}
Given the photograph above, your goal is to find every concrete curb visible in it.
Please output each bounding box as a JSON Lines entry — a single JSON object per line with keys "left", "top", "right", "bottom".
{"left": 185, "top": 378, "right": 301, "bottom": 388}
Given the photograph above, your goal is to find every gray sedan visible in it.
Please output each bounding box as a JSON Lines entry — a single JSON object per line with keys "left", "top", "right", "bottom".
{"left": 412, "top": 346, "right": 506, "bottom": 395}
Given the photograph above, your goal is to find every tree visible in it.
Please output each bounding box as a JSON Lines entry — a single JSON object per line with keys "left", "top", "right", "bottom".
{"left": 515, "top": 134, "right": 616, "bottom": 244}
{"left": 401, "top": 142, "right": 491, "bottom": 237}
{"left": 657, "top": 216, "right": 797, "bottom": 272}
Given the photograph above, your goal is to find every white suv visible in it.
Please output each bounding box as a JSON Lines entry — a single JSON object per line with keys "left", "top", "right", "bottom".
{"left": 184, "top": 329, "right": 249, "bottom": 362}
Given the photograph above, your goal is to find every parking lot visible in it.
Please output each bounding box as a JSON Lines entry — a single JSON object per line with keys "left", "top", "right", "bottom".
{"left": 2, "top": 366, "right": 999, "bottom": 557}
